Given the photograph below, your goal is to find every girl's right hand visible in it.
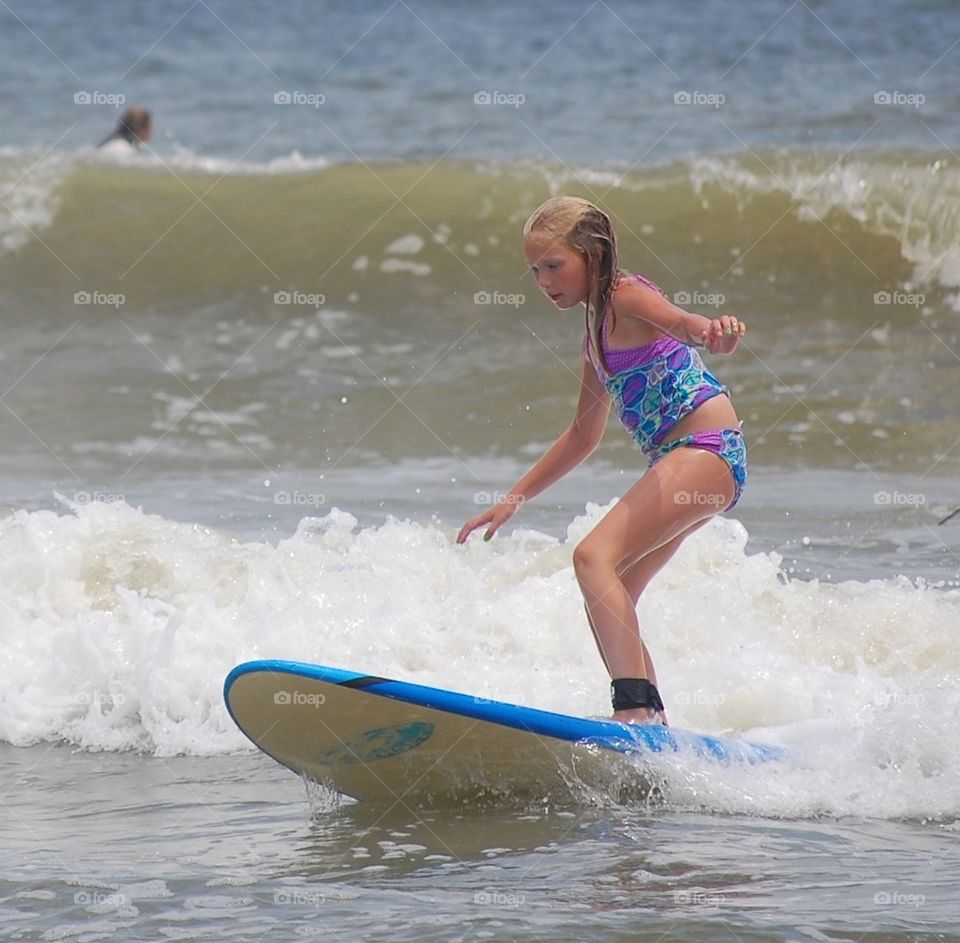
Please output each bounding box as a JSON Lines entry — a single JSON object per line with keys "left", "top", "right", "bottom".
{"left": 701, "top": 314, "right": 746, "bottom": 354}
{"left": 456, "top": 499, "right": 520, "bottom": 544}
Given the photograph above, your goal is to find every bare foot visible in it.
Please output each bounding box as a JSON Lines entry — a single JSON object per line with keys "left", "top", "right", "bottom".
{"left": 612, "top": 707, "right": 666, "bottom": 726}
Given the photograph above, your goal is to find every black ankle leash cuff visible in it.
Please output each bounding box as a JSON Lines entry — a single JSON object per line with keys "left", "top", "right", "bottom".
{"left": 611, "top": 678, "right": 665, "bottom": 712}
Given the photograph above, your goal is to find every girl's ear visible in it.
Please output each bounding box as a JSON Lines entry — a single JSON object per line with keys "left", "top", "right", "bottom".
{"left": 576, "top": 244, "right": 597, "bottom": 270}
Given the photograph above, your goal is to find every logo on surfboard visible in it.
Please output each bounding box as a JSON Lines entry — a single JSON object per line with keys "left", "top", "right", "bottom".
{"left": 316, "top": 722, "right": 435, "bottom": 765}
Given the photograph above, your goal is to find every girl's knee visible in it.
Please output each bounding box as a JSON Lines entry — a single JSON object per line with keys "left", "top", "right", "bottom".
{"left": 572, "top": 539, "right": 611, "bottom": 581}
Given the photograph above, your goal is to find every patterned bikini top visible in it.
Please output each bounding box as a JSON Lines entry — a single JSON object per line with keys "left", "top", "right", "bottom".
{"left": 586, "top": 274, "right": 727, "bottom": 455}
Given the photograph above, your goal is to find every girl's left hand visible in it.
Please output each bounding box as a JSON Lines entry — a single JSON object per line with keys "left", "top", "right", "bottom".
{"left": 701, "top": 315, "right": 746, "bottom": 354}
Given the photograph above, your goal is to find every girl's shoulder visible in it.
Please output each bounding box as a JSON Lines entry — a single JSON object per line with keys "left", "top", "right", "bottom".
{"left": 610, "top": 272, "right": 668, "bottom": 322}
{"left": 606, "top": 274, "right": 670, "bottom": 351}
{"left": 614, "top": 271, "right": 665, "bottom": 297}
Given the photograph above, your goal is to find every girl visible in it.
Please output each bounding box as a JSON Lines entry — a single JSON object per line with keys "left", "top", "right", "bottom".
{"left": 457, "top": 196, "right": 746, "bottom": 726}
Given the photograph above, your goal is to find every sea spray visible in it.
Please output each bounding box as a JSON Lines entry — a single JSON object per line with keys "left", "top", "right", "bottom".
{"left": 1, "top": 498, "right": 957, "bottom": 818}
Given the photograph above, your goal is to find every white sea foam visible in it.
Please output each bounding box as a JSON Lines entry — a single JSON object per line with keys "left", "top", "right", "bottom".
{"left": 689, "top": 153, "right": 960, "bottom": 302}
{"left": 0, "top": 498, "right": 956, "bottom": 818}
{"left": 379, "top": 258, "right": 431, "bottom": 275}
{"left": 98, "top": 145, "right": 333, "bottom": 176}
{"left": 0, "top": 148, "right": 71, "bottom": 253}
{"left": 384, "top": 234, "right": 425, "bottom": 254}
{"left": 0, "top": 145, "right": 333, "bottom": 259}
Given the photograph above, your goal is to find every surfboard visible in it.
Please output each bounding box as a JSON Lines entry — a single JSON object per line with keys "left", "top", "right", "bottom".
{"left": 223, "top": 660, "right": 785, "bottom": 803}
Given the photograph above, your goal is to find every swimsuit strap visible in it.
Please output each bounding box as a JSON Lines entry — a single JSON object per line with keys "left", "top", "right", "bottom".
{"left": 630, "top": 272, "right": 665, "bottom": 296}
{"left": 600, "top": 273, "right": 671, "bottom": 359}
{"left": 604, "top": 273, "right": 665, "bottom": 334}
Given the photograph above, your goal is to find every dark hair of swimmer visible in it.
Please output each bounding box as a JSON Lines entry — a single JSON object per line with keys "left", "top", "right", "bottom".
{"left": 98, "top": 106, "right": 152, "bottom": 147}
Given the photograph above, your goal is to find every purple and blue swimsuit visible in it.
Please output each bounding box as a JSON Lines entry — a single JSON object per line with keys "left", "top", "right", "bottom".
{"left": 587, "top": 274, "right": 747, "bottom": 510}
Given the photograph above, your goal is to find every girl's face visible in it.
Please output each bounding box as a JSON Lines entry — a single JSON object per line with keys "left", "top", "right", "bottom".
{"left": 523, "top": 232, "right": 589, "bottom": 310}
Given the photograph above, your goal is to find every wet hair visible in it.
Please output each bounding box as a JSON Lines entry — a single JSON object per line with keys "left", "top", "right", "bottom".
{"left": 523, "top": 195, "right": 623, "bottom": 374}
{"left": 100, "top": 106, "right": 152, "bottom": 147}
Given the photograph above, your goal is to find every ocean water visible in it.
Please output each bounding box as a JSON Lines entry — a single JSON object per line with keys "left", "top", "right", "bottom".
{"left": 1, "top": 0, "right": 959, "bottom": 940}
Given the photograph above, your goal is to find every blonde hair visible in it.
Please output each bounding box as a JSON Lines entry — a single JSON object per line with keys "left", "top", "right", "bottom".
{"left": 523, "top": 195, "right": 623, "bottom": 373}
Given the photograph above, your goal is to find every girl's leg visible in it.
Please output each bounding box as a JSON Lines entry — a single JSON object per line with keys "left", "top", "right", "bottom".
{"left": 582, "top": 519, "right": 708, "bottom": 682}
{"left": 573, "top": 447, "right": 734, "bottom": 722}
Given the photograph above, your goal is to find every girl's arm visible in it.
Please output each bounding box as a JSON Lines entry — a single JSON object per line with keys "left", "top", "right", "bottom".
{"left": 456, "top": 352, "right": 611, "bottom": 543}
{"left": 615, "top": 280, "right": 745, "bottom": 354}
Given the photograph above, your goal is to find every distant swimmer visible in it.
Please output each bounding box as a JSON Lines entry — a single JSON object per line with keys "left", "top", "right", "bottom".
{"left": 98, "top": 105, "right": 152, "bottom": 155}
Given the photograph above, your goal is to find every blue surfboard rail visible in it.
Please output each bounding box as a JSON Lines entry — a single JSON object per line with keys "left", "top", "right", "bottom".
{"left": 224, "top": 660, "right": 786, "bottom": 765}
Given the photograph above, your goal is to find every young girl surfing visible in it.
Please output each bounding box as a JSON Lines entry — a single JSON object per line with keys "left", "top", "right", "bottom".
{"left": 457, "top": 196, "right": 747, "bottom": 726}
